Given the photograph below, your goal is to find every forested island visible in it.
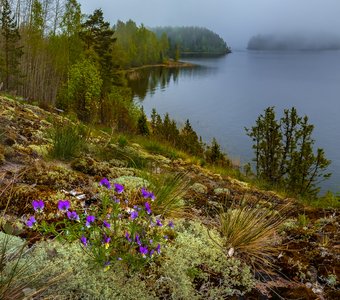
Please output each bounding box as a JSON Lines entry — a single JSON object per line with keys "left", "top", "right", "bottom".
{"left": 152, "top": 26, "right": 231, "bottom": 56}
{"left": 248, "top": 33, "right": 340, "bottom": 50}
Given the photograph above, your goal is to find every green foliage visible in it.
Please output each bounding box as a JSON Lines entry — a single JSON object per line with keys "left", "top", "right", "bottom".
{"left": 205, "top": 137, "right": 229, "bottom": 166}
{"left": 0, "top": 0, "right": 23, "bottom": 90}
{"left": 113, "top": 20, "right": 169, "bottom": 68}
{"left": 246, "top": 107, "right": 331, "bottom": 197}
{"left": 137, "top": 107, "right": 150, "bottom": 136}
{"left": 152, "top": 26, "right": 231, "bottom": 57}
{"left": 297, "top": 213, "right": 310, "bottom": 228}
{"left": 118, "top": 134, "right": 128, "bottom": 148}
{"left": 58, "top": 59, "right": 102, "bottom": 122}
{"left": 48, "top": 120, "right": 89, "bottom": 160}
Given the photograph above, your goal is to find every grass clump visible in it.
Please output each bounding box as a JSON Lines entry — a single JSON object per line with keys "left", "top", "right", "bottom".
{"left": 215, "top": 200, "right": 287, "bottom": 273}
{"left": 144, "top": 172, "right": 190, "bottom": 218}
{"left": 48, "top": 121, "right": 89, "bottom": 160}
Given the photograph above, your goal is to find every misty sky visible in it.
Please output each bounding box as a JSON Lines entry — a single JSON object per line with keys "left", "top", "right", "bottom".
{"left": 78, "top": 0, "right": 340, "bottom": 49}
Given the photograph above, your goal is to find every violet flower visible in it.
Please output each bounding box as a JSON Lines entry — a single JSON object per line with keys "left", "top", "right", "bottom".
{"left": 125, "top": 232, "right": 132, "bottom": 242}
{"left": 144, "top": 202, "right": 152, "bottom": 214}
{"left": 99, "top": 178, "right": 111, "bottom": 189}
{"left": 80, "top": 236, "right": 87, "bottom": 246}
{"left": 32, "top": 200, "right": 44, "bottom": 212}
{"left": 141, "top": 187, "right": 149, "bottom": 198}
{"left": 135, "top": 234, "right": 141, "bottom": 246}
{"left": 141, "top": 188, "right": 155, "bottom": 201}
{"left": 168, "top": 220, "right": 174, "bottom": 228}
{"left": 103, "top": 220, "right": 111, "bottom": 228}
{"left": 156, "top": 243, "right": 161, "bottom": 254}
{"left": 67, "top": 211, "right": 79, "bottom": 221}
{"left": 139, "top": 246, "right": 148, "bottom": 257}
{"left": 156, "top": 219, "right": 163, "bottom": 227}
{"left": 130, "top": 210, "right": 138, "bottom": 220}
{"left": 58, "top": 200, "right": 70, "bottom": 212}
{"left": 85, "top": 215, "right": 95, "bottom": 227}
{"left": 26, "top": 216, "right": 36, "bottom": 228}
{"left": 103, "top": 235, "right": 111, "bottom": 249}
{"left": 114, "top": 183, "right": 124, "bottom": 194}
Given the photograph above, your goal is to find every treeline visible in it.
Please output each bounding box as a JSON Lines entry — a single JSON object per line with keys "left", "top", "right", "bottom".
{"left": 0, "top": 0, "right": 169, "bottom": 112}
{"left": 138, "top": 108, "right": 231, "bottom": 166}
{"left": 152, "top": 26, "right": 231, "bottom": 57}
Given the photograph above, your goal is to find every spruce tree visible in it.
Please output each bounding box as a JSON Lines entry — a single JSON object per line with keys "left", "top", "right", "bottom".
{"left": 0, "top": 0, "right": 23, "bottom": 90}
{"left": 137, "top": 107, "right": 150, "bottom": 136}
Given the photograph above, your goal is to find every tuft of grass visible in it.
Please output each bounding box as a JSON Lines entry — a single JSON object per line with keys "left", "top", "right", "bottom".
{"left": 0, "top": 233, "right": 67, "bottom": 299}
{"left": 214, "top": 200, "right": 288, "bottom": 273}
{"left": 48, "top": 121, "right": 89, "bottom": 160}
{"left": 143, "top": 172, "right": 190, "bottom": 218}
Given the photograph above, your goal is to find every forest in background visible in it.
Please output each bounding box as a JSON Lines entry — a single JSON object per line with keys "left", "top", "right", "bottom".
{"left": 0, "top": 0, "right": 231, "bottom": 166}
{"left": 152, "top": 26, "right": 231, "bottom": 56}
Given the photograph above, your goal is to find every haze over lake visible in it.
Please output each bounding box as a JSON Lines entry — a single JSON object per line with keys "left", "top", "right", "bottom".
{"left": 131, "top": 50, "right": 340, "bottom": 193}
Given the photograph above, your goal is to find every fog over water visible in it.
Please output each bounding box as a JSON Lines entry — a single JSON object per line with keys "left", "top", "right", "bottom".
{"left": 78, "top": 0, "right": 340, "bottom": 49}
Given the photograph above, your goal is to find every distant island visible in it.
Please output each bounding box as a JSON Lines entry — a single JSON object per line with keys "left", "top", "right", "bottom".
{"left": 247, "top": 33, "right": 340, "bottom": 51}
{"left": 152, "top": 26, "right": 231, "bottom": 56}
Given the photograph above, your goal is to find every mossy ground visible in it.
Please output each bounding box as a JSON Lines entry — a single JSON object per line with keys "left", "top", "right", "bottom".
{"left": 0, "top": 96, "right": 339, "bottom": 299}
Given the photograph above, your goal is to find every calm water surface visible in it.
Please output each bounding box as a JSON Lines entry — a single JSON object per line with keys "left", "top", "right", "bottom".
{"left": 131, "top": 50, "right": 340, "bottom": 193}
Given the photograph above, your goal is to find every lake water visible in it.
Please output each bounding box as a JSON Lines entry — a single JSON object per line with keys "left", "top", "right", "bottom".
{"left": 130, "top": 50, "right": 340, "bottom": 193}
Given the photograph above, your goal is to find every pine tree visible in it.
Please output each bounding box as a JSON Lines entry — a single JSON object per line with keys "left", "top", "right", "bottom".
{"left": 0, "top": 0, "right": 23, "bottom": 90}
{"left": 246, "top": 107, "right": 331, "bottom": 196}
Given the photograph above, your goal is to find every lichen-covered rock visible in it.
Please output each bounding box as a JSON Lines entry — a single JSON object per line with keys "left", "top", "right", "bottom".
{"left": 190, "top": 182, "right": 208, "bottom": 194}
{"left": 214, "top": 187, "right": 230, "bottom": 196}
{"left": 114, "top": 176, "right": 149, "bottom": 190}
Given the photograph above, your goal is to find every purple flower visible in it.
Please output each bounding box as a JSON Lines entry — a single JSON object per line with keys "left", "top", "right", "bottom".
{"left": 114, "top": 198, "right": 120, "bottom": 204}
{"left": 32, "top": 200, "right": 44, "bottom": 212}
{"left": 150, "top": 249, "right": 155, "bottom": 257}
{"left": 141, "top": 187, "right": 149, "bottom": 198}
{"left": 103, "top": 220, "right": 111, "bottom": 228}
{"left": 114, "top": 183, "right": 124, "bottom": 194}
{"left": 139, "top": 246, "right": 148, "bottom": 257}
{"left": 26, "top": 216, "right": 36, "bottom": 228}
{"left": 67, "top": 211, "right": 79, "bottom": 221}
{"left": 133, "top": 205, "right": 142, "bottom": 211}
{"left": 149, "top": 239, "right": 153, "bottom": 244}
{"left": 130, "top": 210, "right": 138, "bottom": 220}
{"left": 117, "top": 257, "right": 122, "bottom": 261}
{"left": 141, "top": 188, "right": 155, "bottom": 201}
{"left": 168, "top": 221, "right": 174, "bottom": 228}
{"left": 148, "top": 192, "right": 155, "bottom": 201}
{"left": 144, "top": 202, "right": 152, "bottom": 214}
{"left": 103, "top": 235, "right": 111, "bottom": 249}
{"left": 156, "top": 219, "right": 163, "bottom": 227}
{"left": 156, "top": 243, "right": 161, "bottom": 254}
{"left": 99, "top": 178, "right": 111, "bottom": 189}
{"left": 135, "top": 234, "right": 142, "bottom": 246}
{"left": 125, "top": 232, "right": 132, "bottom": 242}
{"left": 80, "top": 236, "right": 87, "bottom": 246}
{"left": 164, "top": 235, "right": 168, "bottom": 240}
{"left": 58, "top": 200, "right": 70, "bottom": 212}
{"left": 85, "top": 215, "right": 95, "bottom": 227}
